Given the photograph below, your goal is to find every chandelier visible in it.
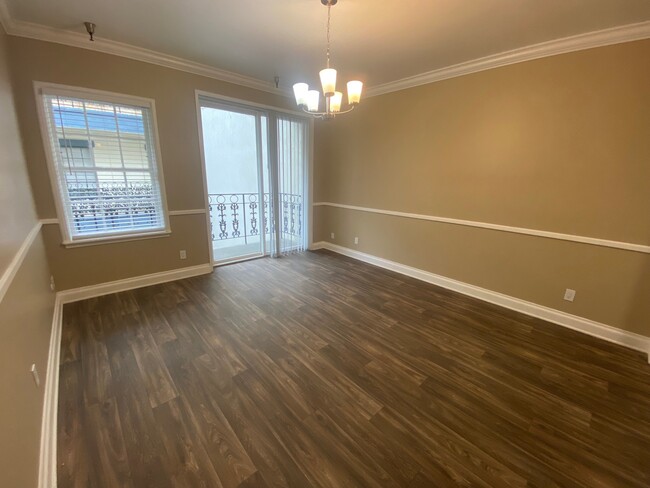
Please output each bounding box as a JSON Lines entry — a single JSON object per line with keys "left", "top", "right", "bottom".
{"left": 292, "top": 0, "right": 363, "bottom": 119}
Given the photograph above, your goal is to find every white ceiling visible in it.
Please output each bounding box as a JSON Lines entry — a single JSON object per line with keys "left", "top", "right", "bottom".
{"left": 4, "top": 0, "right": 650, "bottom": 91}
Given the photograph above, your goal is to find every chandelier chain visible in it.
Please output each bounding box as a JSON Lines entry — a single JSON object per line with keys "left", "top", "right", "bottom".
{"left": 326, "top": 4, "right": 331, "bottom": 68}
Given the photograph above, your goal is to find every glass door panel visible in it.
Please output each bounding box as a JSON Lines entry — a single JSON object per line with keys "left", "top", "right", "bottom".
{"left": 200, "top": 105, "right": 264, "bottom": 263}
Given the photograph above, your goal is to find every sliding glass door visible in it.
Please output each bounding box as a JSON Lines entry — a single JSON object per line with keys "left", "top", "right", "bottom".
{"left": 197, "top": 95, "right": 309, "bottom": 265}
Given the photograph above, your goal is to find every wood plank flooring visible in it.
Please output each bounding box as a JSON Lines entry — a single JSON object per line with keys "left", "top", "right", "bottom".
{"left": 57, "top": 250, "right": 650, "bottom": 487}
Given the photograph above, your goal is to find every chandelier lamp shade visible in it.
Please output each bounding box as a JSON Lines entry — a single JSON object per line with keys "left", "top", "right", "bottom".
{"left": 293, "top": 0, "right": 363, "bottom": 119}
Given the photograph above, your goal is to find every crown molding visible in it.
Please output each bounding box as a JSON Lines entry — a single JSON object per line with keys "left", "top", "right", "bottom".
{"left": 366, "top": 20, "right": 650, "bottom": 97}
{"left": 0, "top": 2, "right": 290, "bottom": 97}
{"left": 2, "top": 1, "right": 649, "bottom": 100}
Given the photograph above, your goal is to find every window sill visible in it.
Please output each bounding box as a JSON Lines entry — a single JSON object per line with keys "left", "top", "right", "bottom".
{"left": 62, "top": 230, "right": 172, "bottom": 248}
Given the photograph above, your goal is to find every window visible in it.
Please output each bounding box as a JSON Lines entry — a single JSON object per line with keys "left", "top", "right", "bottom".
{"left": 37, "top": 84, "right": 169, "bottom": 244}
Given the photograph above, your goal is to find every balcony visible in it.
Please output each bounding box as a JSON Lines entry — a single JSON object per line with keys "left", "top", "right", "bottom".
{"left": 208, "top": 192, "right": 303, "bottom": 261}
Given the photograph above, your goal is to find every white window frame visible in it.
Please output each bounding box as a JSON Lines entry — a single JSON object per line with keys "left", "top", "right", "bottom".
{"left": 34, "top": 82, "right": 171, "bottom": 247}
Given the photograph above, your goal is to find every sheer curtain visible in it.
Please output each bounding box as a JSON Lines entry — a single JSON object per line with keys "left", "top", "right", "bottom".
{"left": 268, "top": 114, "right": 308, "bottom": 257}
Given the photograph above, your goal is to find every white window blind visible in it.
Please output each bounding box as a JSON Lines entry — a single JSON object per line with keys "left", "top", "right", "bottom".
{"left": 40, "top": 88, "right": 168, "bottom": 242}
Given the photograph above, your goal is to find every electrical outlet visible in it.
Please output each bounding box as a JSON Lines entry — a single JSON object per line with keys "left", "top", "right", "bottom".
{"left": 179, "top": 250, "right": 187, "bottom": 260}
{"left": 31, "top": 364, "right": 40, "bottom": 388}
{"left": 49, "top": 275, "right": 56, "bottom": 292}
{"left": 354, "top": 237, "right": 359, "bottom": 245}
{"left": 330, "top": 232, "right": 335, "bottom": 239}
{"left": 564, "top": 288, "right": 576, "bottom": 302}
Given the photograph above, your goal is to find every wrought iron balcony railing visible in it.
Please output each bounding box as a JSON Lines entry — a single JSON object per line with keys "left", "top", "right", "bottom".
{"left": 61, "top": 184, "right": 302, "bottom": 243}
{"left": 208, "top": 192, "right": 302, "bottom": 243}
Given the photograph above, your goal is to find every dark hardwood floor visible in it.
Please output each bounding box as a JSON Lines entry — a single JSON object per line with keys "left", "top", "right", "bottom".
{"left": 57, "top": 250, "right": 650, "bottom": 487}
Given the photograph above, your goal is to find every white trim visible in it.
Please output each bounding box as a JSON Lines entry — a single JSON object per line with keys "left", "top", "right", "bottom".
{"left": 57, "top": 263, "right": 213, "bottom": 304}
{"left": 195, "top": 90, "right": 308, "bottom": 119}
{"left": 309, "top": 241, "right": 326, "bottom": 251}
{"left": 36, "top": 262, "right": 214, "bottom": 487}
{"left": 42, "top": 211, "right": 205, "bottom": 223}
{"left": 194, "top": 91, "right": 216, "bottom": 265}
{"left": 367, "top": 21, "right": 650, "bottom": 97}
{"left": 29, "top": 239, "right": 650, "bottom": 488}
{"left": 213, "top": 253, "right": 265, "bottom": 267}
{"left": 38, "top": 296, "right": 62, "bottom": 488}
{"left": 307, "top": 119, "right": 315, "bottom": 250}
{"left": 0, "top": 9, "right": 287, "bottom": 97}
{"left": 41, "top": 218, "right": 174, "bottom": 249}
{"left": 36, "top": 263, "right": 213, "bottom": 486}
{"left": 2, "top": 3, "right": 648, "bottom": 100}
{"left": 0, "top": 221, "right": 42, "bottom": 303}
{"left": 168, "top": 209, "right": 206, "bottom": 216}
{"left": 314, "top": 241, "right": 650, "bottom": 360}
{"left": 61, "top": 230, "right": 171, "bottom": 248}
{"left": 35, "top": 81, "right": 162, "bottom": 108}
{"left": 314, "top": 202, "right": 650, "bottom": 254}
{"left": 195, "top": 90, "right": 314, "bottom": 264}
{"left": 0, "top": 219, "right": 62, "bottom": 488}
{"left": 33, "top": 81, "right": 172, "bottom": 245}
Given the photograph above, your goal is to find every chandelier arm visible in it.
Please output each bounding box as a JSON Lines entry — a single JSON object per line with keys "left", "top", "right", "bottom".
{"left": 300, "top": 103, "right": 355, "bottom": 119}
{"left": 301, "top": 107, "right": 328, "bottom": 116}
{"left": 336, "top": 104, "right": 357, "bottom": 115}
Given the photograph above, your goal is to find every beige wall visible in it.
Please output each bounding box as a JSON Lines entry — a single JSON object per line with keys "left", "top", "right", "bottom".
{"left": 43, "top": 214, "right": 209, "bottom": 290}
{"left": 0, "top": 33, "right": 38, "bottom": 271}
{"left": 0, "top": 27, "right": 55, "bottom": 488}
{"left": 7, "top": 35, "right": 293, "bottom": 290}
{"left": 314, "top": 40, "right": 650, "bottom": 336}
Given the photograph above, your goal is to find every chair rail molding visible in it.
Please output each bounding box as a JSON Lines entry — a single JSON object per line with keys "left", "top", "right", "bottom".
{"left": 0, "top": 221, "right": 42, "bottom": 303}
{"left": 168, "top": 209, "right": 207, "bottom": 216}
{"left": 313, "top": 202, "right": 650, "bottom": 254}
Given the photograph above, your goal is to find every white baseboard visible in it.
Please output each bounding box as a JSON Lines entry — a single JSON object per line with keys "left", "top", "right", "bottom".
{"left": 34, "top": 242, "right": 650, "bottom": 487}
{"left": 38, "top": 297, "right": 62, "bottom": 488}
{"left": 313, "top": 241, "right": 650, "bottom": 360}
{"left": 57, "top": 263, "right": 213, "bottom": 304}
{"left": 38, "top": 262, "right": 214, "bottom": 487}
